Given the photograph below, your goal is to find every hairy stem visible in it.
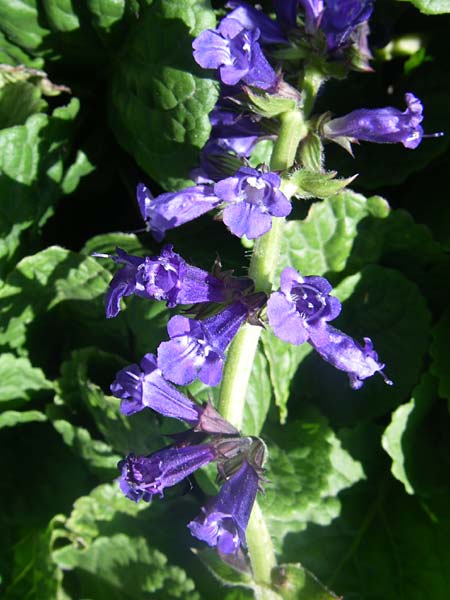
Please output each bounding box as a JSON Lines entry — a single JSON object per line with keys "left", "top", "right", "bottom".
{"left": 217, "top": 109, "right": 307, "bottom": 595}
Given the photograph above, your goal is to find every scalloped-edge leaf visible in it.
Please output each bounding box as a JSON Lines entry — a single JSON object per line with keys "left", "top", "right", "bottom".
{"left": 260, "top": 407, "right": 364, "bottom": 547}
{"left": 398, "top": 0, "right": 450, "bottom": 14}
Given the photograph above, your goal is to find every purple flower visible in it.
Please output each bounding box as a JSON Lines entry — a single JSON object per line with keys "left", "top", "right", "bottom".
{"left": 267, "top": 267, "right": 341, "bottom": 345}
{"left": 157, "top": 299, "right": 257, "bottom": 386}
{"left": 193, "top": 17, "right": 278, "bottom": 90}
{"left": 214, "top": 167, "right": 291, "bottom": 239}
{"left": 321, "top": 0, "right": 373, "bottom": 51}
{"left": 226, "top": 1, "right": 286, "bottom": 44}
{"left": 188, "top": 459, "right": 259, "bottom": 554}
{"left": 104, "top": 248, "right": 144, "bottom": 318}
{"left": 137, "top": 183, "right": 220, "bottom": 241}
{"left": 210, "top": 107, "right": 268, "bottom": 157}
{"left": 104, "top": 245, "right": 235, "bottom": 317}
{"left": 322, "top": 93, "right": 425, "bottom": 149}
{"left": 111, "top": 353, "right": 203, "bottom": 423}
{"left": 308, "top": 324, "right": 393, "bottom": 389}
{"left": 119, "top": 445, "right": 216, "bottom": 502}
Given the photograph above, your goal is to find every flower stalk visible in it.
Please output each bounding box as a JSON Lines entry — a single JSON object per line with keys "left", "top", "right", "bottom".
{"left": 217, "top": 108, "right": 307, "bottom": 595}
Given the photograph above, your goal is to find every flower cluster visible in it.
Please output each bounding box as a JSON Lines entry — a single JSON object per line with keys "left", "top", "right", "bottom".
{"left": 113, "top": 348, "right": 265, "bottom": 554}
{"left": 100, "top": 0, "right": 442, "bottom": 567}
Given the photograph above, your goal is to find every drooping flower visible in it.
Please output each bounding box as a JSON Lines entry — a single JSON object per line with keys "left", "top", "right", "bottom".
{"left": 322, "top": 93, "right": 425, "bottom": 149}
{"left": 111, "top": 353, "right": 203, "bottom": 422}
{"left": 188, "top": 459, "right": 259, "bottom": 554}
{"left": 157, "top": 296, "right": 265, "bottom": 386}
{"left": 214, "top": 167, "right": 291, "bottom": 239}
{"left": 193, "top": 17, "right": 278, "bottom": 90}
{"left": 226, "top": 1, "right": 286, "bottom": 44}
{"left": 103, "top": 245, "right": 240, "bottom": 317}
{"left": 119, "top": 445, "right": 216, "bottom": 502}
{"left": 267, "top": 267, "right": 341, "bottom": 344}
{"left": 321, "top": 0, "right": 373, "bottom": 51}
{"left": 137, "top": 183, "right": 220, "bottom": 241}
{"left": 308, "top": 325, "right": 393, "bottom": 389}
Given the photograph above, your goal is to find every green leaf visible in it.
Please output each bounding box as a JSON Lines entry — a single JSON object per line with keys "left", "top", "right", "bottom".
{"left": 0, "top": 99, "right": 85, "bottom": 275}
{"left": 285, "top": 480, "right": 450, "bottom": 600}
{"left": 0, "top": 246, "right": 130, "bottom": 365}
{"left": 241, "top": 345, "right": 272, "bottom": 436}
{"left": 81, "top": 232, "right": 145, "bottom": 256}
{"left": 259, "top": 406, "right": 364, "bottom": 548}
{"left": 0, "top": 353, "right": 53, "bottom": 409}
{"left": 382, "top": 373, "right": 450, "bottom": 496}
{"left": 261, "top": 327, "right": 312, "bottom": 424}
{"left": 4, "top": 521, "right": 68, "bottom": 600}
{"left": 50, "top": 348, "right": 164, "bottom": 474}
{"left": 0, "top": 0, "right": 48, "bottom": 51}
{"left": 87, "top": 0, "right": 126, "bottom": 30}
{"left": 0, "top": 409, "right": 47, "bottom": 429}
{"left": 272, "top": 563, "right": 341, "bottom": 600}
{"left": 108, "top": 0, "right": 219, "bottom": 189}
{"left": 61, "top": 149, "right": 95, "bottom": 194}
{"left": 52, "top": 484, "right": 200, "bottom": 599}
{"left": 0, "top": 31, "right": 43, "bottom": 67}
{"left": 298, "top": 134, "right": 324, "bottom": 172}
{"left": 398, "top": 0, "right": 450, "bottom": 14}
{"left": 277, "top": 191, "right": 390, "bottom": 279}
{"left": 430, "top": 308, "right": 450, "bottom": 404}
{"left": 0, "top": 80, "right": 46, "bottom": 129}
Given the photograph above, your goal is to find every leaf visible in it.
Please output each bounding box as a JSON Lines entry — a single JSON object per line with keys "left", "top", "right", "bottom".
{"left": 4, "top": 521, "right": 68, "bottom": 600}
{"left": 0, "top": 409, "right": 47, "bottom": 429}
{"left": 0, "top": 353, "right": 53, "bottom": 409}
{"left": 284, "top": 480, "right": 450, "bottom": 600}
{"left": 61, "top": 149, "right": 95, "bottom": 194}
{"left": 0, "top": 246, "right": 129, "bottom": 366}
{"left": 382, "top": 372, "right": 450, "bottom": 496}
{"left": 50, "top": 347, "right": 164, "bottom": 474}
{"left": 261, "top": 327, "right": 312, "bottom": 424}
{"left": 108, "top": 0, "right": 219, "bottom": 189}
{"left": 0, "top": 30, "right": 43, "bottom": 67}
{"left": 52, "top": 483, "right": 200, "bottom": 599}
{"left": 259, "top": 406, "right": 364, "bottom": 548}
{"left": 0, "top": 99, "right": 86, "bottom": 275}
{"left": 277, "top": 191, "right": 390, "bottom": 279}
{"left": 398, "top": 0, "right": 450, "bottom": 14}
{"left": 430, "top": 308, "right": 450, "bottom": 404}
{"left": 81, "top": 232, "right": 145, "bottom": 256}
{"left": 241, "top": 343, "right": 272, "bottom": 436}
{"left": 293, "top": 266, "right": 431, "bottom": 425}
{"left": 272, "top": 563, "right": 341, "bottom": 600}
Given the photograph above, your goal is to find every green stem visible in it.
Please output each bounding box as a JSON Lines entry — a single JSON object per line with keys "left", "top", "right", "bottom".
{"left": 300, "top": 63, "right": 325, "bottom": 119}
{"left": 217, "top": 109, "right": 307, "bottom": 596}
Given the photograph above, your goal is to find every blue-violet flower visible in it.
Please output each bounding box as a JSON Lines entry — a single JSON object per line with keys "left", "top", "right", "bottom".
{"left": 119, "top": 445, "right": 216, "bottom": 502}
{"left": 137, "top": 183, "right": 220, "bottom": 241}
{"left": 157, "top": 299, "right": 258, "bottom": 386}
{"left": 214, "top": 167, "right": 291, "bottom": 239}
{"left": 193, "top": 17, "right": 278, "bottom": 90}
{"left": 111, "top": 353, "right": 203, "bottom": 423}
{"left": 188, "top": 459, "right": 259, "bottom": 554}
{"left": 323, "top": 93, "right": 425, "bottom": 149}
{"left": 267, "top": 267, "right": 341, "bottom": 344}
{"left": 226, "top": 1, "right": 286, "bottom": 44}
{"left": 104, "top": 245, "right": 240, "bottom": 317}
{"left": 321, "top": 0, "right": 373, "bottom": 51}
{"left": 308, "top": 325, "right": 392, "bottom": 389}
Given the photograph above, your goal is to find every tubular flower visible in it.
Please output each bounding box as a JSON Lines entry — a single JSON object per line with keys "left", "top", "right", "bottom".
{"left": 119, "top": 445, "right": 217, "bottom": 502}
{"left": 193, "top": 17, "right": 278, "bottom": 90}
{"left": 322, "top": 93, "right": 425, "bottom": 149}
{"left": 308, "top": 325, "right": 393, "bottom": 389}
{"left": 214, "top": 167, "right": 292, "bottom": 239}
{"left": 137, "top": 183, "right": 220, "bottom": 241}
{"left": 226, "top": 1, "right": 286, "bottom": 44}
{"left": 104, "top": 245, "right": 238, "bottom": 317}
{"left": 110, "top": 353, "right": 203, "bottom": 422}
{"left": 188, "top": 459, "right": 259, "bottom": 554}
{"left": 321, "top": 0, "right": 373, "bottom": 50}
{"left": 267, "top": 267, "right": 341, "bottom": 345}
{"left": 157, "top": 297, "right": 264, "bottom": 386}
